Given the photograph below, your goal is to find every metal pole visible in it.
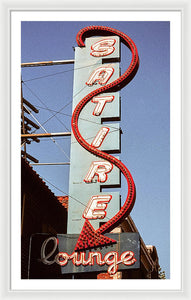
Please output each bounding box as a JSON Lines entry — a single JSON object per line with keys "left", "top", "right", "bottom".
{"left": 21, "top": 59, "right": 75, "bottom": 68}
{"left": 21, "top": 150, "right": 39, "bottom": 163}
{"left": 30, "top": 162, "right": 70, "bottom": 166}
{"left": 21, "top": 132, "right": 71, "bottom": 139}
{"left": 21, "top": 80, "right": 27, "bottom": 157}
{"left": 21, "top": 193, "right": 26, "bottom": 236}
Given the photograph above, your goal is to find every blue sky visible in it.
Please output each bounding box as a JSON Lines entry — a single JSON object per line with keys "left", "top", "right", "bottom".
{"left": 21, "top": 21, "right": 170, "bottom": 278}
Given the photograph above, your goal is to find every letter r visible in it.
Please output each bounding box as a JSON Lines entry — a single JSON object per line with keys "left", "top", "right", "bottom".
{"left": 84, "top": 161, "right": 113, "bottom": 183}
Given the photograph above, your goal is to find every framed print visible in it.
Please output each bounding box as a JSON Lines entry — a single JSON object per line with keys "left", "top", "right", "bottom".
{"left": 1, "top": 0, "right": 190, "bottom": 298}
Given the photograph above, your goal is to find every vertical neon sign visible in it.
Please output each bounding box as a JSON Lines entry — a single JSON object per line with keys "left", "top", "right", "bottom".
{"left": 68, "top": 34, "right": 121, "bottom": 236}
{"left": 29, "top": 27, "right": 140, "bottom": 278}
{"left": 68, "top": 26, "right": 139, "bottom": 251}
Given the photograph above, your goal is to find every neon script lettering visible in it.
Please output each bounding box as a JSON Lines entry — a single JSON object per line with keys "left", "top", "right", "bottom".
{"left": 40, "top": 237, "right": 136, "bottom": 275}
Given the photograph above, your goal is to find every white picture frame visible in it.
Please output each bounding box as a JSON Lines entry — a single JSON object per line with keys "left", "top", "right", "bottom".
{"left": 1, "top": 0, "right": 190, "bottom": 298}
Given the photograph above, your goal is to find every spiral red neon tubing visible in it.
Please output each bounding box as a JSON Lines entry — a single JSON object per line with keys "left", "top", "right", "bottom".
{"left": 72, "top": 25, "right": 139, "bottom": 236}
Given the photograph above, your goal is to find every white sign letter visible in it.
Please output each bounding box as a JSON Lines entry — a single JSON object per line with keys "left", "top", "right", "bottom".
{"left": 86, "top": 66, "right": 114, "bottom": 86}
{"left": 91, "top": 38, "right": 116, "bottom": 57}
{"left": 91, "top": 127, "right": 110, "bottom": 148}
{"left": 83, "top": 195, "right": 112, "bottom": 219}
{"left": 84, "top": 161, "right": 113, "bottom": 183}
{"left": 91, "top": 95, "right": 114, "bottom": 116}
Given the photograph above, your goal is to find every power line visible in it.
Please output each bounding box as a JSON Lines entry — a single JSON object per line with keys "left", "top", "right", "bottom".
{"left": 22, "top": 83, "right": 121, "bottom": 152}
{"left": 23, "top": 104, "right": 70, "bottom": 160}
{"left": 38, "top": 101, "right": 72, "bottom": 130}
{"left": 30, "top": 162, "right": 70, "bottom": 166}
{"left": 22, "top": 62, "right": 101, "bottom": 82}
{"left": 38, "top": 84, "right": 88, "bottom": 129}
{"left": 22, "top": 65, "right": 119, "bottom": 222}
{"left": 22, "top": 74, "right": 121, "bottom": 135}
{"left": 22, "top": 81, "right": 70, "bottom": 132}
{"left": 33, "top": 105, "right": 121, "bottom": 132}
{"left": 25, "top": 128, "right": 120, "bottom": 147}
{"left": 40, "top": 175, "right": 111, "bottom": 222}
{"left": 22, "top": 81, "right": 89, "bottom": 133}
{"left": 22, "top": 62, "right": 102, "bottom": 133}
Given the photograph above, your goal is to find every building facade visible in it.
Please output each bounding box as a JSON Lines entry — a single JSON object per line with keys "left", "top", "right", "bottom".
{"left": 21, "top": 157, "right": 159, "bottom": 279}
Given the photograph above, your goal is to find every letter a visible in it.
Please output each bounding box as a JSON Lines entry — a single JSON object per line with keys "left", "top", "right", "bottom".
{"left": 86, "top": 66, "right": 114, "bottom": 86}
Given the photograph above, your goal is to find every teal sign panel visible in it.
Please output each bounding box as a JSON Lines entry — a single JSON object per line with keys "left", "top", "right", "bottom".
{"left": 68, "top": 36, "right": 121, "bottom": 234}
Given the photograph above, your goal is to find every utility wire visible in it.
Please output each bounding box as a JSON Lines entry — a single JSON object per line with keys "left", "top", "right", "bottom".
{"left": 38, "top": 84, "right": 88, "bottom": 130}
{"left": 22, "top": 62, "right": 102, "bottom": 82}
{"left": 21, "top": 66, "right": 120, "bottom": 155}
{"left": 22, "top": 81, "right": 89, "bottom": 134}
{"left": 22, "top": 60, "right": 117, "bottom": 133}
{"left": 21, "top": 82, "right": 121, "bottom": 156}
{"left": 33, "top": 105, "right": 121, "bottom": 132}
{"left": 40, "top": 175, "right": 111, "bottom": 222}
{"left": 26, "top": 127, "right": 120, "bottom": 147}
{"left": 36, "top": 100, "right": 72, "bottom": 130}
{"left": 70, "top": 128, "right": 120, "bottom": 145}
{"left": 22, "top": 81, "right": 70, "bottom": 132}
{"left": 23, "top": 104, "right": 70, "bottom": 160}
{"left": 22, "top": 68, "right": 119, "bottom": 221}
